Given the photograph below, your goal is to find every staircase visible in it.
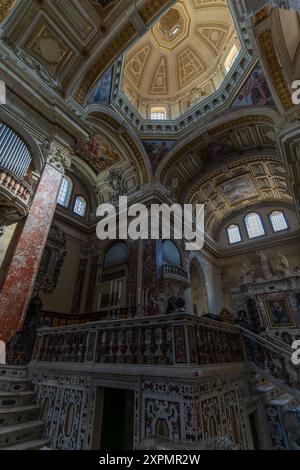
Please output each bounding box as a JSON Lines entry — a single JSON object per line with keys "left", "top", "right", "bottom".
{"left": 240, "top": 326, "right": 300, "bottom": 400}
{"left": 0, "top": 364, "right": 48, "bottom": 450}
{"left": 254, "top": 373, "right": 299, "bottom": 450}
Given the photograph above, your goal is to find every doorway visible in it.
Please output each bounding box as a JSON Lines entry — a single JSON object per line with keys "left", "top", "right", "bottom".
{"left": 99, "top": 387, "right": 135, "bottom": 450}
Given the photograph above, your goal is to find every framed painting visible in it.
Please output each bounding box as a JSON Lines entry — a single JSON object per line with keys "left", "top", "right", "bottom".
{"left": 263, "top": 293, "right": 295, "bottom": 328}
{"left": 218, "top": 174, "right": 258, "bottom": 206}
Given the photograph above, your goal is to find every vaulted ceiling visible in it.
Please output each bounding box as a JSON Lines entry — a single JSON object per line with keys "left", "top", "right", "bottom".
{"left": 122, "top": 0, "right": 241, "bottom": 118}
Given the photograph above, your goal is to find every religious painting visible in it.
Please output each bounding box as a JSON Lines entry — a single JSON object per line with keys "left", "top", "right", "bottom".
{"left": 263, "top": 294, "right": 295, "bottom": 328}
{"left": 200, "top": 135, "right": 236, "bottom": 162}
{"left": 231, "top": 65, "right": 275, "bottom": 108}
{"left": 86, "top": 68, "right": 112, "bottom": 105}
{"left": 142, "top": 140, "right": 176, "bottom": 174}
{"left": 173, "top": 325, "right": 187, "bottom": 363}
{"left": 218, "top": 174, "right": 258, "bottom": 205}
{"left": 73, "top": 134, "right": 120, "bottom": 175}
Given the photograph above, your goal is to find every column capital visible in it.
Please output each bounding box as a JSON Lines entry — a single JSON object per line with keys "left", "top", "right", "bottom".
{"left": 42, "top": 140, "right": 72, "bottom": 174}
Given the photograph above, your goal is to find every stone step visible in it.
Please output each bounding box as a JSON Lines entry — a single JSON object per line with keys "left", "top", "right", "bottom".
{"left": 1, "top": 438, "right": 49, "bottom": 450}
{"left": 0, "top": 390, "right": 35, "bottom": 408}
{"left": 256, "top": 381, "right": 282, "bottom": 401}
{"left": 269, "top": 393, "right": 295, "bottom": 408}
{"left": 0, "top": 420, "right": 44, "bottom": 448}
{"left": 0, "top": 365, "right": 28, "bottom": 379}
{"left": 0, "top": 405, "right": 40, "bottom": 426}
{"left": 0, "top": 376, "right": 33, "bottom": 393}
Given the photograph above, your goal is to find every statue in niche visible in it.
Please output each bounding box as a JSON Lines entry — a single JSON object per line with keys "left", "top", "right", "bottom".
{"left": 258, "top": 250, "right": 273, "bottom": 280}
{"left": 240, "top": 261, "right": 255, "bottom": 284}
{"left": 277, "top": 252, "right": 293, "bottom": 277}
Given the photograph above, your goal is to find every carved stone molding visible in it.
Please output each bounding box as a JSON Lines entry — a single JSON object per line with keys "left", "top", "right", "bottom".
{"left": 42, "top": 141, "right": 72, "bottom": 174}
{"left": 0, "top": 0, "right": 16, "bottom": 23}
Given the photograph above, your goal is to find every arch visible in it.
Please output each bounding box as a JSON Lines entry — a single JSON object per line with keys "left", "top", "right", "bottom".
{"left": 189, "top": 258, "right": 208, "bottom": 316}
{"left": 104, "top": 241, "right": 128, "bottom": 268}
{"left": 244, "top": 212, "right": 265, "bottom": 239}
{"left": 163, "top": 240, "right": 182, "bottom": 267}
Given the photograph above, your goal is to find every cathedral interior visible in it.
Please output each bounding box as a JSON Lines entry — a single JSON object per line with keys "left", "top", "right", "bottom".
{"left": 0, "top": 0, "right": 300, "bottom": 452}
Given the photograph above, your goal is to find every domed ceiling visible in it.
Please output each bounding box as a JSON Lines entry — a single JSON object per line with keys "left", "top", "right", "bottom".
{"left": 122, "top": 0, "right": 241, "bottom": 119}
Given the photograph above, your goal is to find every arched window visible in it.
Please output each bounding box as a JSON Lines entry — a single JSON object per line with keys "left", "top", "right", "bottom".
{"left": 57, "top": 176, "right": 72, "bottom": 208}
{"left": 104, "top": 242, "right": 128, "bottom": 268}
{"left": 163, "top": 240, "right": 181, "bottom": 266}
{"left": 245, "top": 212, "right": 265, "bottom": 239}
{"left": 227, "top": 224, "right": 242, "bottom": 244}
{"left": 73, "top": 196, "right": 87, "bottom": 217}
{"left": 269, "top": 210, "right": 288, "bottom": 232}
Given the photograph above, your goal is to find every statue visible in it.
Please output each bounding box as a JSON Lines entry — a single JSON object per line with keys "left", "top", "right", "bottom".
{"left": 151, "top": 293, "right": 168, "bottom": 315}
{"left": 277, "top": 252, "right": 293, "bottom": 277}
{"left": 240, "top": 261, "right": 254, "bottom": 284}
{"left": 258, "top": 250, "right": 273, "bottom": 280}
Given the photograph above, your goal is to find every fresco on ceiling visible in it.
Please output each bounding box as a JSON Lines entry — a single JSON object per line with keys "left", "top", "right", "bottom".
{"left": 231, "top": 65, "right": 275, "bottom": 108}
{"left": 86, "top": 68, "right": 112, "bottom": 106}
{"left": 200, "top": 135, "right": 236, "bottom": 161}
{"left": 142, "top": 140, "right": 176, "bottom": 174}
{"left": 218, "top": 174, "right": 258, "bottom": 205}
{"left": 73, "top": 134, "right": 120, "bottom": 175}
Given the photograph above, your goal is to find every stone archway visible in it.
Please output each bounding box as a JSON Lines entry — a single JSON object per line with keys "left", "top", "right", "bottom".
{"left": 190, "top": 259, "right": 208, "bottom": 316}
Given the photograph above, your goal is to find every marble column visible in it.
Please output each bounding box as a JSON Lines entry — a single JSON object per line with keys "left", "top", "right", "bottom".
{"left": 142, "top": 239, "right": 163, "bottom": 316}
{"left": 0, "top": 148, "right": 69, "bottom": 344}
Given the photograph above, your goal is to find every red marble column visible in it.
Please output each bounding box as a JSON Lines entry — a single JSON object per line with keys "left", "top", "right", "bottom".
{"left": 0, "top": 163, "right": 63, "bottom": 344}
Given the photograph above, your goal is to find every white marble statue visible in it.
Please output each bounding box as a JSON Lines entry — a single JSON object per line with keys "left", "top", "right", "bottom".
{"left": 240, "top": 261, "right": 254, "bottom": 284}
{"left": 277, "top": 252, "right": 293, "bottom": 277}
{"left": 258, "top": 250, "right": 273, "bottom": 280}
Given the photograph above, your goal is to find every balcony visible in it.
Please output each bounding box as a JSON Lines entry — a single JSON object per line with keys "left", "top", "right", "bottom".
{"left": 163, "top": 264, "right": 189, "bottom": 281}
{"left": 0, "top": 167, "right": 32, "bottom": 213}
{"left": 32, "top": 312, "right": 245, "bottom": 367}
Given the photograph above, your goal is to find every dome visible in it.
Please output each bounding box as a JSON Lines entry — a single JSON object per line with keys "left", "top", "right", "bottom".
{"left": 122, "top": 0, "right": 241, "bottom": 120}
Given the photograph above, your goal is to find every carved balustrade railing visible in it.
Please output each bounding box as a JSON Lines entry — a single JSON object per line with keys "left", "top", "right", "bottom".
{"left": 0, "top": 166, "right": 32, "bottom": 207}
{"left": 163, "top": 264, "right": 189, "bottom": 280}
{"left": 32, "top": 313, "right": 245, "bottom": 367}
{"left": 240, "top": 327, "right": 300, "bottom": 396}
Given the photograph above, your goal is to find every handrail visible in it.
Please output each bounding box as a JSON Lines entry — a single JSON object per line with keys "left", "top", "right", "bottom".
{"left": 32, "top": 312, "right": 245, "bottom": 367}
